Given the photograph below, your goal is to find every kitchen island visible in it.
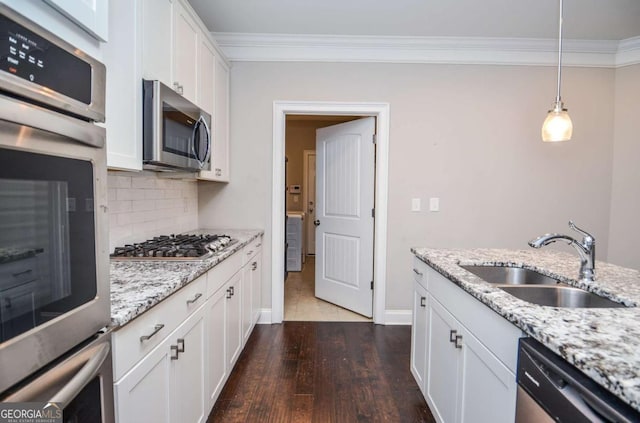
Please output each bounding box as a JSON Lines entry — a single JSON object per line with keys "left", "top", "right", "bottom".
{"left": 411, "top": 247, "right": 640, "bottom": 418}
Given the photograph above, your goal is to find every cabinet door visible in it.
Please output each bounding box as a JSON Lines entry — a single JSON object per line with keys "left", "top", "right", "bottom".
{"left": 458, "top": 327, "right": 517, "bottom": 423}
{"left": 142, "top": 0, "right": 173, "bottom": 86}
{"left": 206, "top": 286, "right": 227, "bottom": 409}
{"left": 426, "top": 297, "right": 462, "bottom": 423}
{"left": 226, "top": 273, "right": 242, "bottom": 369}
{"left": 197, "top": 38, "right": 215, "bottom": 115}
{"left": 251, "top": 252, "right": 262, "bottom": 325}
{"left": 171, "top": 306, "right": 207, "bottom": 423}
{"left": 212, "top": 55, "right": 229, "bottom": 181}
{"left": 114, "top": 337, "right": 172, "bottom": 423}
{"left": 173, "top": 2, "right": 199, "bottom": 104}
{"left": 410, "top": 281, "right": 428, "bottom": 395}
{"left": 241, "top": 264, "right": 253, "bottom": 344}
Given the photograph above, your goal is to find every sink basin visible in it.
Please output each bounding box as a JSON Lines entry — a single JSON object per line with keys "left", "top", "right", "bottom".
{"left": 500, "top": 286, "right": 626, "bottom": 308}
{"left": 461, "top": 265, "right": 560, "bottom": 285}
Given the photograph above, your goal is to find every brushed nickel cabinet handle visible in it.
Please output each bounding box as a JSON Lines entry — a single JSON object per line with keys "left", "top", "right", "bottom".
{"left": 246, "top": 250, "right": 254, "bottom": 256}
{"left": 186, "top": 293, "right": 202, "bottom": 305}
{"left": 455, "top": 335, "right": 463, "bottom": 349}
{"left": 12, "top": 269, "right": 33, "bottom": 277}
{"left": 140, "top": 324, "right": 165, "bottom": 342}
{"left": 449, "top": 330, "right": 457, "bottom": 343}
{"left": 226, "top": 288, "right": 232, "bottom": 299}
{"left": 413, "top": 268, "right": 423, "bottom": 276}
{"left": 420, "top": 297, "right": 426, "bottom": 307}
{"left": 252, "top": 262, "right": 257, "bottom": 271}
{"left": 256, "top": 243, "right": 261, "bottom": 248}
{"left": 177, "top": 338, "right": 185, "bottom": 353}
{"left": 170, "top": 345, "right": 179, "bottom": 360}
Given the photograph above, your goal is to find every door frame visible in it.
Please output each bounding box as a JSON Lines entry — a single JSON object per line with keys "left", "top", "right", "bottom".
{"left": 302, "top": 149, "right": 315, "bottom": 256}
{"left": 272, "top": 101, "right": 390, "bottom": 324}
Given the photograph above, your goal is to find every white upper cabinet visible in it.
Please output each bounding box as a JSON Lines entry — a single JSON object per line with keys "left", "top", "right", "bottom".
{"left": 197, "top": 38, "right": 216, "bottom": 116}
{"left": 104, "top": 0, "right": 230, "bottom": 173}
{"left": 173, "top": 1, "right": 199, "bottom": 104}
{"left": 142, "top": 0, "right": 173, "bottom": 87}
{"left": 43, "top": 0, "right": 108, "bottom": 41}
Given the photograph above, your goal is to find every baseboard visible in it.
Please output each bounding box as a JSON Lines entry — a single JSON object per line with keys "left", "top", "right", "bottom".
{"left": 257, "top": 309, "right": 272, "bottom": 324}
{"left": 383, "top": 309, "right": 412, "bottom": 325}
{"left": 257, "top": 308, "right": 411, "bottom": 325}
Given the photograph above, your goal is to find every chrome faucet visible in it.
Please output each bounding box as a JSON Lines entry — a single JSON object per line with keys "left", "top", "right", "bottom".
{"left": 528, "top": 220, "right": 596, "bottom": 282}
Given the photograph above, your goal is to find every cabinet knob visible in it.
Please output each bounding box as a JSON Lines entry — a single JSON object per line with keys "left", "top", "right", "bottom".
{"left": 449, "top": 329, "right": 457, "bottom": 343}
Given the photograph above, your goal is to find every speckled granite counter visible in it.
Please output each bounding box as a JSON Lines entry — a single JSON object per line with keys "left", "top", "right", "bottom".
{"left": 0, "top": 247, "right": 44, "bottom": 264}
{"left": 110, "top": 229, "right": 263, "bottom": 328}
{"left": 411, "top": 247, "right": 640, "bottom": 412}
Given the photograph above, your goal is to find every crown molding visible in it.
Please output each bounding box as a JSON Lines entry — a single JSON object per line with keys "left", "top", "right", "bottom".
{"left": 212, "top": 32, "right": 639, "bottom": 68}
{"left": 616, "top": 36, "right": 640, "bottom": 67}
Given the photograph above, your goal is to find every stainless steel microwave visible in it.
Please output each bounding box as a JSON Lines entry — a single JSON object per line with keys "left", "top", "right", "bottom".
{"left": 142, "top": 80, "right": 211, "bottom": 172}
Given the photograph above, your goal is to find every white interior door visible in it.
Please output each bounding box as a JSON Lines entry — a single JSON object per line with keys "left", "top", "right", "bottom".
{"left": 304, "top": 151, "right": 316, "bottom": 255}
{"left": 315, "top": 117, "right": 375, "bottom": 317}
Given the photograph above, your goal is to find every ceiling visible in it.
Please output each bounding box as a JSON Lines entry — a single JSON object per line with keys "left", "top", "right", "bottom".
{"left": 187, "top": 0, "right": 640, "bottom": 41}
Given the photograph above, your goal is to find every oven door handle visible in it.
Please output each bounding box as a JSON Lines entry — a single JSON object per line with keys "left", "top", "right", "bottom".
{"left": 3, "top": 340, "right": 110, "bottom": 408}
{"left": 0, "top": 94, "right": 105, "bottom": 148}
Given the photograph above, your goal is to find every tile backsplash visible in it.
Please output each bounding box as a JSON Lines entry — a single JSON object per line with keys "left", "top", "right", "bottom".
{"left": 107, "top": 171, "right": 198, "bottom": 251}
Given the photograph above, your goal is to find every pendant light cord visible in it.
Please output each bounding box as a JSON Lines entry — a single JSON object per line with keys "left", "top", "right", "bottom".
{"left": 556, "top": 0, "right": 564, "bottom": 104}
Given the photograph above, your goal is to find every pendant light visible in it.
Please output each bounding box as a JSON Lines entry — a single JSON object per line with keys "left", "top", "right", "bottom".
{"left": 541, "top": 0, "right": 573, "bottom": 142}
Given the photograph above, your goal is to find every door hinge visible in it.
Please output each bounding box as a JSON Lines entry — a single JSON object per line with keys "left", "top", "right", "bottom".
{"left": 372, "top": 134, "right": 377, "bottom": 144}
{"left": 371, "top": 208, "right": 375, "bottom": 218}
{"left": 371, "top": 281, "right": 374, "bottom": 290}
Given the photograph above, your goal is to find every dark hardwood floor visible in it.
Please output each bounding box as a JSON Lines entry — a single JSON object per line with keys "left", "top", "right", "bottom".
{"left": 207, "top": 322, "right": 435, "bottom": 423}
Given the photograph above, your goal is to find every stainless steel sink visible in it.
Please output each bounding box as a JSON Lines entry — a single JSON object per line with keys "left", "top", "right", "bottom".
{"left": 460, "top": 265, "right": 628, "bottom": 308}
{"left": 500, "top": 286, "right": 626, "bottom": 308}
{"left": 460, "top": 265, "right": 560, "bottom": 285}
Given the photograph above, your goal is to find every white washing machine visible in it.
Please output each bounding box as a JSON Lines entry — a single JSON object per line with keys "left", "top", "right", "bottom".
{"left": 286, "top": 212, "right": 305, "bottom": 271}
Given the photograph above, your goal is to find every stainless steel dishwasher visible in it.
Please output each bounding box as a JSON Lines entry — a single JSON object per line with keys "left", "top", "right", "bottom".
{"left": 516, "top": 338, "right": 639, "bottom": 423}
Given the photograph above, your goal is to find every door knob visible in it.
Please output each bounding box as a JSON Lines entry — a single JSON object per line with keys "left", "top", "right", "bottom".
{"left": 314, "top": 220, "right": 320, "bottom": 227}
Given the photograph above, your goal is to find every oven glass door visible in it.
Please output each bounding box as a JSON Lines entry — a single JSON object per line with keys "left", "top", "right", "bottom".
{"left": 0, "top": 147, "right": 97, "bottom": 343}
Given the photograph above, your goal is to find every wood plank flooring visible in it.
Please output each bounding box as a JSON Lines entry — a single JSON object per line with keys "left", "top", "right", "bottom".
{"left": 207, "top": 322, "right": 435, "bottom": 423}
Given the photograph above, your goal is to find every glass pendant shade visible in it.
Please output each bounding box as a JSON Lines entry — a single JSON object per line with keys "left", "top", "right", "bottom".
{"left": 542, "top": 102, "right": 573, "bottom": 142}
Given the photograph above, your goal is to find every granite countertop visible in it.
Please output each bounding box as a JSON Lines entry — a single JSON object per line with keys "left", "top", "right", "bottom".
{"left": 110, "top": 229, "right": 263, "bottom": 328}
{"left": 411, "top": 247, "right": 640, "bottom": 412}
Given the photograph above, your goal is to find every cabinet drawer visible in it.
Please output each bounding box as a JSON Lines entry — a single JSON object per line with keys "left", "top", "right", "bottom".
{"left": 0, "top": 281, "right": 36, "bottom": 323}
{"left": 112, "top": 274, "right": 206, "bottom": 381}
{"left": 412, "top": 257, "right": 428, "bottom": 290}
{"left": 242, "top": 236, "right": 262, "bottom": 265}
{"left": 207, "top": 252, "right": 242, "bottom": 298}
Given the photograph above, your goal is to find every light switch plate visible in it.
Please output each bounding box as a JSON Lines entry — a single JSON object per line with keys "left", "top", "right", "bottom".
{"left": 429, "top": 197, "right": 440, "bottom": 212}
{"left": 411, "top": 198, "right": 421, "bottom": 212}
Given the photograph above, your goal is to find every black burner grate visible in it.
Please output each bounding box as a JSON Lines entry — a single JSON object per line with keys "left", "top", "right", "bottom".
{"left": 111, "top": 234, "right": 232, "bottom": 259}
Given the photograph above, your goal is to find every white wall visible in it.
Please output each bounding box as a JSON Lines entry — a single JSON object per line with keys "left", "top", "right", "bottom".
{"left": 198, "top": 61, "right": 616, "bottom": 313}
{"left": 108, "top": 171, "right": 199, "bottom": 251}
{"left": 608, "top": 64, "right": 640, "bottom": 269}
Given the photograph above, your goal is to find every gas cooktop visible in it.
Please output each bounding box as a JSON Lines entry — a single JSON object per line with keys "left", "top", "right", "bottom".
{"left": 110, "top": 234, "right": 234, "bottom": 260}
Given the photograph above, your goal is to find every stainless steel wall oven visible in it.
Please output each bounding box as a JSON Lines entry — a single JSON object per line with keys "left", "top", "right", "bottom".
{"left": 0, "top": 4, "right": 112, "bottom": 421}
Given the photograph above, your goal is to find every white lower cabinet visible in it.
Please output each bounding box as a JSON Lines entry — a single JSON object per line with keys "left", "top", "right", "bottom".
{"left": 114, "top": 238, "right": 264, "bottom": 422}
{"left": 411, "top": 258, "right": 520, "bottom": 423}
{"left": 114, "top": 305, "right": 206, "bottom": 423}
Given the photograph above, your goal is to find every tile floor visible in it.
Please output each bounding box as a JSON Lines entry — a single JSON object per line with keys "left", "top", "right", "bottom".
{"left": 284, "top": 256, "right": 372, "bottom": 322}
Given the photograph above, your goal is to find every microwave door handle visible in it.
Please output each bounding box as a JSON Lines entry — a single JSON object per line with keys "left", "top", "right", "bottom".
{"left": 192, "top": 116, "right": 210, "bottom": 168}
{"left": 2, "top": 341, "right": 110, "bottom": 408}
{"left": 0, "top": 94, "right": 105, "bottom": 148}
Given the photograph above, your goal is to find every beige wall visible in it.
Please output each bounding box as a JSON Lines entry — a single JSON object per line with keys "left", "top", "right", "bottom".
{"left": 285, "top": 121, "right": 317, "bottom": 213}
{"left": 198, "top": 61, "right": 617, "bottom": 312}
{"left": 608, "top": 64, "right": 640, "bottom": 269}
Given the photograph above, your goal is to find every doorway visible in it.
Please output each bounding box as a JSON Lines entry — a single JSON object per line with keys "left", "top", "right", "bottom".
{"left": 284, "top": 116, "right": 373, "bottom": 321}
{"left": 271, "top": 101, "right": 390, "bottom": 324}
